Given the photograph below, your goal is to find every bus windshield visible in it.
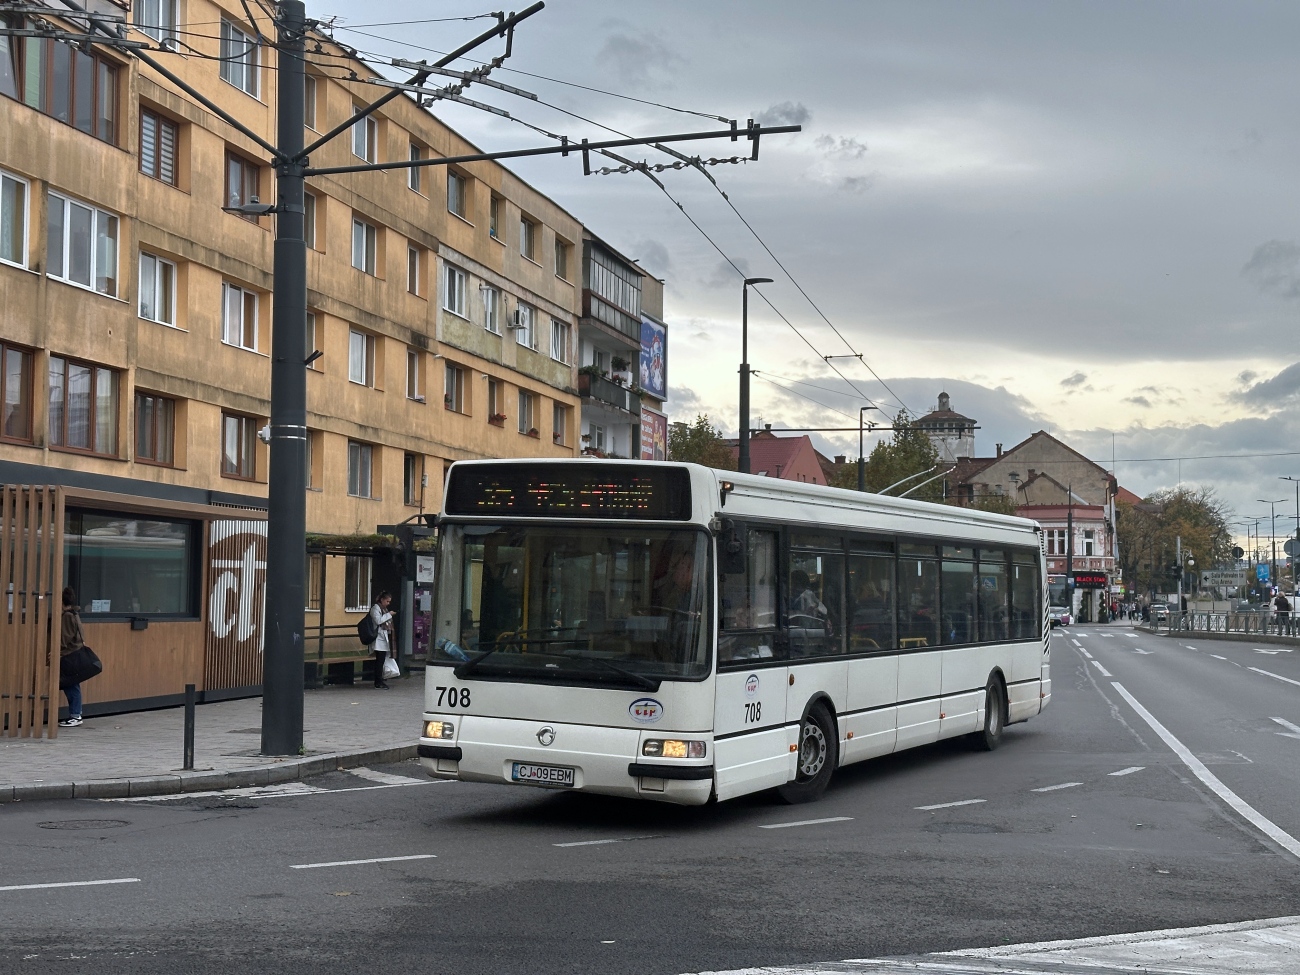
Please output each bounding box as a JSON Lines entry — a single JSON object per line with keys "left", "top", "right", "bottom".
{"left": 432, "top": 524, "right": 711, "bottom": 684}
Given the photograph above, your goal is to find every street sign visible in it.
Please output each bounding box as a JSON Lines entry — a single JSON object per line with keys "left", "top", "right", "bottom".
{"left": 1232, "top": 545, "right": 1245, "bottom": 559}
{"left": 1285, "top": 539, "right": 1300, "bottom": 557}
{"left": 1071, "top": 571, "right": 1108, "bottom": 589}
{"left": 1201, "top": 568, "right": 1246, "bottom": 587}
{"left": 1257, "top": 563, "right": 1271, "bottom": 583}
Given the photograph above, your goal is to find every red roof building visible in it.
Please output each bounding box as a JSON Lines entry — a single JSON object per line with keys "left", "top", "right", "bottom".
{"left": 728, "top": 428, "right": 828, "bottom": 485}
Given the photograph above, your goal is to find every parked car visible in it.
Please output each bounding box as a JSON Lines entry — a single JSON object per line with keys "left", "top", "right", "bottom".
{"left": 1151, "top": 604, "right": 1170, "bottom": 623}
{"left": 1048, "top": 605, "right": 1072, "bottom": 628}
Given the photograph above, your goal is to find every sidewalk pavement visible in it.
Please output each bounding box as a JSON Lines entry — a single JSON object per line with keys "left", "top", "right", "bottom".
{"left": 0, "top": 672, "right": 425, "bottom": 803}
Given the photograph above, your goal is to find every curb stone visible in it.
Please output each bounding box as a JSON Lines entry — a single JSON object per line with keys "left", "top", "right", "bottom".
{"left": 0, "top": 744, "right": 418, "bottom": 804}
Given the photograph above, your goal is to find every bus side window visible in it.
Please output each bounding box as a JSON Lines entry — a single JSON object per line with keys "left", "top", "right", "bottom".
{"left": 1011, "top": 552, "right": 1039, "bottom": 639}
{"left": 849, "top": 554, "right": 894, "bottom": 652}
{"left": 898, "top": 557, "right": 939, "bottom": 648}
{"left": 719, "top": 529, "right": 781, "bottom": 664}
{"left": 788, "top": 552, "right": 844, "bottom": 657}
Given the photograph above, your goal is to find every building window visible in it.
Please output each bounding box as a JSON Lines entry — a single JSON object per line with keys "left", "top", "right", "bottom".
{"left": 225, "top": 152, "right": 260, "bottom": 217}
{"left": 348, "top": 329, "right": 375, "bottom": 386}
{"left": 351, "top": 217, "right": 376, "bottom": 274}
{"left": 590, "top": 423, "right": 605, "bottom": 451}
{"left": 487, "top": 378, "right": 502, "bottom": 421}
{"left": 519, "top": 216, "right": 536, "bottom": 261}
{"left": 483, "top": 286, "right": 501, "bottom": 333}
{"left": 444, "top": 362, "right": 466, "bottom": 413}
{"left": 447, "top": 171, "right": 466, "bottom": 218}
{"left": 588, "top": 246, "right": 642, "bottom": 318}
{"left": 303, "top": 192, "right": 316, "bottom": 249}
{"left": 48, "top": 357, "right": 117, "bottom": 456}
{"left": 408, "top": 144, "right": 423, "bottom": 192}
{"left": 407, "top": 244, "right": 421, "bottom": 295}
{"left": 221, "top": 282, "right": 258, "bottom": 351}
{"left": 550, "top": 318, "right": 571, "bottom": 364}
{"left": 4, "top": 36, "right": 119, "bottom": 143}
{"left": 134, "top": 391, "right": 175, "bottom": 466}
{"left": 47, "top": 192, "right": 118, "bottom": 295}
{"left": 139, "top": 109, "right": 178, "bottom": 185}
{"left": 306, "top": 312, "right": 320, "bottom": 370}
{"left": 134, "top": 0, "right": 178, "bottom": 43}
{"left": 1083, "top": 530, "right": 1095, "bottom": 557}
{"left": 517, "top": 390, "right": 535, "bottom": 435}
{"left": 303, "top": 74, "right": 317, "bottom": 129}
{"left": 347, "top": 440, "right": 373, "bottom": 498}
{"left": 64, "top": 510, "right": 198, "bottom": 618}
{"left": 306, "top": 552, "right": 323, "bottom": 610}
{"left": 1046, "top": 529, "right": 1066, "bottom": 556}
{"left": 554, "top": 237, "right": 569, "bottom": 280}
{"left": 489, "top": 195, "right": 500, "bottom": 239}
{"left": 138, "top": 252, "right": 176, "bottom": 326}
{"left": 552, "top": 402, "right": 567, "bottom": 446}
{"left": 514, "top": 302, "right": 534, "bottom": 349}
{"left": 1, "top": 343, "right": 33, "bottom": 443}
{"left": 1, "top": 170, "right": 30, "bottom": 268}
{"left": 403, "top": 452, "right": 422, "bottom": 506}
{"left": 406, "top": 348, "right": 422, "bottom": 401}
{"left": 351, "top": 107, "right": 377, "bottom": 162}
{"left": 221, "top": 412, "right": 256, "bottom": 478}
{"left": 344, "top": 555, "right": 371, "bottom": 612}
{"left": 220, "top": 20, "right": 259, "bottom": 97}
{"left": 442, "top": 264, "right": 466, "bottom": 317}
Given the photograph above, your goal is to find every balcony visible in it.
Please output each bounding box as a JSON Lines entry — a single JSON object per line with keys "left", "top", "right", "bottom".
{"left": 579, "top": 371, "right": 633, "bottom": 413}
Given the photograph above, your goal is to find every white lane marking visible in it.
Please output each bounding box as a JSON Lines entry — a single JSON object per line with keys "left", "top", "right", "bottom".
{"left": 553, "top": 835, "right": 662, "bottom": 847}
{"left": 1184, "top": 645, "right": 1197, "bottom": 650}
{"left": 0, "top": 878, "right": 140, "bottom": 893}
{"left": 1211, "top": 654, "right": 1227, "bottom": 660}
{"left": 1079, "top": 648, "right": 1093, "bottom": 659}
{"left": 1100, "top": 633, "right": 1116, "bottom": 639}
{"left": 342, "top": 767, "right": 425, "bottom": 787}
{"left": 1109, "top": 766, "right": 1145, "bottom": 776}
{"left": 1134, "top": 648, "right": 1153, "bottom": 655}
{"left": 1256, "top": 648, "right": 1294, "bottom": 655}
{"left": 290, "top": 854, "right": 437, "bottom": 870}
{"left": 916, "top": 799, "right": 985, "bottom": 811}
{"left": 1124, "top": 633, "right": 1139, "bottom": 638}
{"left": 104, "top": 780, "right": 448, "bottom": 802}
{"left": 1270, "top": 717, "right": 1300, "bottom": 740}
{"left": 1070, "top": 638, "right": 1083, "bottom": 648}
{"left": 1031, "top": 782, "right": 1083, "bottom": 792}
{"left": 1111, "top": 682, "right": 1300, "bottom": 860}
{"left": 757, "top": 816, "right": 854, "bottom": 830}
{"left": 1091, "top": 660, "right": 1113, "bottom": 677}
{"left": 1250, "top": 666, "right": 1300, "bottom": 688}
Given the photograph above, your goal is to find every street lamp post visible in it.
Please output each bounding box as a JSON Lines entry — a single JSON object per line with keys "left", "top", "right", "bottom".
{"left": 857, "top": 406, "right": 878, "bottom": 492}
{"left": 737, "top": 277, "right": 773, "bottom": 475}
{"left": 1259, "top": 498, "right": 1285, "bottom": 593}
{"left": 1280, "top": 476, "right": 1300, "bottom": 592}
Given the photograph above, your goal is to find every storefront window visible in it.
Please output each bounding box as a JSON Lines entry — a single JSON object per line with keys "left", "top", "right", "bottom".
{"left": 63, "top": 509, "right": 198, "bottom": 616}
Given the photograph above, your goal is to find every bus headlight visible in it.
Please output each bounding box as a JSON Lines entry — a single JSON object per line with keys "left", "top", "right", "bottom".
{"left": 642, "top": 739, "right": 706, "bottom": 759}
{"left": 424, "top": 720, "right": 455, "bottom": 739}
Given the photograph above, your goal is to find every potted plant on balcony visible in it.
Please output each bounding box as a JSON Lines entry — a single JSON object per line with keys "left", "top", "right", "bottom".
{"left": 578, "top": 364, "right": 606, "bottom": 379}
{"left": 443, "top": 393, "right": 454, "bottom": 409}
{"left": 552, "top": 430, "right": 563, "bottom": 442}
{"left": 526, "top": 427, "right": 540, "bottom": 438}
{"left": 488, "top": 412, "right": 506, "bottom": 426}
{"left": 610, "top": 354, "right": 630, "bottom": 373}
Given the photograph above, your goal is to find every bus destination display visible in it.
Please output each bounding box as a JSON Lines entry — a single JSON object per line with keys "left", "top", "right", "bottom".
{"left": 444, "top": 464, "right": 692, "bottom": 520}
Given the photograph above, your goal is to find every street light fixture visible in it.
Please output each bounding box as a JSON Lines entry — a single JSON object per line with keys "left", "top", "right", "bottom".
{"left": 1258, "top": 498, "right": 1285, "bottom": 591}
{"left": 737, "top": 277, "right": 773, "bottom": 475}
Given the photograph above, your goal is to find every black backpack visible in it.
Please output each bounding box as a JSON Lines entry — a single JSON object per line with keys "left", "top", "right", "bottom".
{"left": 357, "top": 610, "right": 379, "bottom": 646}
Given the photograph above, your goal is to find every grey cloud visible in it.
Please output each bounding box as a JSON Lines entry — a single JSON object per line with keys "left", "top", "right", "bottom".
{"left": 1242, "top": 240, "right": 1300, "bottom": 299}
{"left": 594, "top": 32, "right": 683, "bottom": 89}
{"left": 1124, "top": 395, "right": 1152, "bottom": 408}
{"left": 754, "top": 101, "right": 811, "bottom": 127}
{"left": 704, "top": 258, "right": 749, "bottom": 290}
{"left": 839, "top": 175, "right": 877, "bottom": 194}
{"left": 815, "top": 135, "right": 869, "bottom": 159}
{"left": 1238, "top": 370, "right": 1259, "bottom": 385}
{"left": 633, "top": 239, "right": 671, "bottom": 277}
{"left": 1231, "top": 361, "right": 1300, "bottom": 408}
{"left": 1060, "top": 372, "right": 1088, "bottom": 388}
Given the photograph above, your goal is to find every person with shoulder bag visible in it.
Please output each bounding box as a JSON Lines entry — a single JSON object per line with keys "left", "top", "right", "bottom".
{"left": 59, "top": 588, "right": 86, "bottom": 727}
{"left": 369, "top": 591, "right": 395, "bottom": 689}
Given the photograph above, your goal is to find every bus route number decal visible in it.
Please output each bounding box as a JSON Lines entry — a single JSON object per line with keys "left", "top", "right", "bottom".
{"left": 436, "top": 686, "right": 471, "bottom": 708}
{"left": 744, "top": 701, "right": 762, "bottom": 723}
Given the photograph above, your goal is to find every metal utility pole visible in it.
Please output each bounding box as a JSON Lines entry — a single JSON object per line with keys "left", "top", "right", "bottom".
{"left": 1258, "top": 498, "right": 1284, "bottom": 597}
{"left": 1176, "top": 534, "right": 1182, "bottom": 610}
{"left": 1281, "top": 476, "right": 1300, "bottom": 592}
{"left": 857, "top": 406, "right": 874, "bottom": 492}
{"left": 1066, "top": 483, "right": 1075, "bottom": 619}
{"left": 737, "top": 277, "right": 772, "bottom": 474}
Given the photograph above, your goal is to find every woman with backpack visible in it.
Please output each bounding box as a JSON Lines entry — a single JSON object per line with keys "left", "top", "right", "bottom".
{"left": 370, "top": 591, "right": 394, "bottom": 689}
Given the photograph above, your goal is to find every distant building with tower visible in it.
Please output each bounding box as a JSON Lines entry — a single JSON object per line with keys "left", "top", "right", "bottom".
{"left": 915, "top": 392, "right": 976, "bottom": 462}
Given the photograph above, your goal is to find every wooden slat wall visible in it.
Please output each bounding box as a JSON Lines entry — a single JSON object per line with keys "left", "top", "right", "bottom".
{"left": 0, "top": 486, "right": 63, "bottom": 738}
{"left": 204, "top": 518, "right": 268, "bottom": 691}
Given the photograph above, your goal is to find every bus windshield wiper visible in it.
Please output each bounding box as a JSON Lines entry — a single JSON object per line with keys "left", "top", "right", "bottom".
{"left": 454, "top": 635, "right": 584, "bottom": 679}
{"left": 564, "top": 652, "right": 658, "bottom": 690}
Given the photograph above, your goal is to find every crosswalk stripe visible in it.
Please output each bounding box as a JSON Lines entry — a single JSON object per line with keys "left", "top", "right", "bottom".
{"left": 343, "top": 767, "right": 426, "bottom": 786}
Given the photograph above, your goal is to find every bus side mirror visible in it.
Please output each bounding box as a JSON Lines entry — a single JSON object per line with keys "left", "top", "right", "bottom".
{"left": 719, "top": 519, "right": 746, "bottom": 575}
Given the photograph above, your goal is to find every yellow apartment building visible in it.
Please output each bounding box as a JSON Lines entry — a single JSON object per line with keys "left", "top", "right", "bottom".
{"left": 0, "top": 0, "right": 605, "bottom": 716}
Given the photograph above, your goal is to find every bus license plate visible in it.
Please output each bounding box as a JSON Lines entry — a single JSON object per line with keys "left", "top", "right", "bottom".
{"left": 512, "top": 762, "right": 576, "bottom": 788}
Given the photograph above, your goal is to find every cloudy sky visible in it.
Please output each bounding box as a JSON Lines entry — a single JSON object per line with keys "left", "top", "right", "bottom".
{"left": 321, "top": 0, "right": 1300, "bottom": 539}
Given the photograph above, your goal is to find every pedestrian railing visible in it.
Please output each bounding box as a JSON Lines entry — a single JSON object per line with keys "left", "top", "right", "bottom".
{"left": 1153, "top": 611, "right": 1295, "bottom": 637}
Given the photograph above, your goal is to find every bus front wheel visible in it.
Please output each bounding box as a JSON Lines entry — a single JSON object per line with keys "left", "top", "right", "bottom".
{"left": 972, "top": 676, "right": 1006, "bottom": 751}
{"left": 778, "top": 704, "right": 837, "bottom": 804}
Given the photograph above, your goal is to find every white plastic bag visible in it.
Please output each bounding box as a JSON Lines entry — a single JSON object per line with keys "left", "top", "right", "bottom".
{"left": 382, "top": 654, "right": 400, "bottom": 679}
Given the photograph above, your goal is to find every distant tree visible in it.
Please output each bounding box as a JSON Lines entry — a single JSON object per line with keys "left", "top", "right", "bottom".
{"left": 861, "top": 410, "right": 943, "bottom": 502}
{"left": 964, "top": 492, "right": 1019, "bottom": 516}
{"left": 669, "top": 414, "right": 737, "bottom": 471}
{"left": 1117, "top": 486, "right": 1232, "bottom": 597}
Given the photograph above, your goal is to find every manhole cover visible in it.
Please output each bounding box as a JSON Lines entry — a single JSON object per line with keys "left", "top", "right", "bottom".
{"left": 922, "top": 821, "right": 1007, "bottom": 834}
{"left": 37, "top": 819, "right": 130, "bottom": 830}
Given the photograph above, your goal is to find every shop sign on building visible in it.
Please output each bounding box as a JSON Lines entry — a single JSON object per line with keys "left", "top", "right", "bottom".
{"left": 639, "top": 316, "right": 667, "bottom": 400}
{"left": 641, "top": 406, "right": 667, "bottom": 461}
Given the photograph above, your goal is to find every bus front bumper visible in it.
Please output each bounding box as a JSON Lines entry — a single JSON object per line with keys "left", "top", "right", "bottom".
{"left": 419, "top": 714, "right": 714, "bottom": 805}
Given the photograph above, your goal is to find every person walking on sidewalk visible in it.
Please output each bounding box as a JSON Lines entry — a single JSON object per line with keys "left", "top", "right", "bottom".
{"left": 1274, "top": 591, "right": 1291, "bottom": 636}
{"left": 371, "top": 591, "right": 394, "bottom": 689}
{"left": 60, "top": 587, "right": 85, "bottom": 727}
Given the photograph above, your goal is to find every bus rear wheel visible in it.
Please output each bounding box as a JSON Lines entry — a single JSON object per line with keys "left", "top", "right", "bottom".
{"left": 778, "top": 704, "right": 837, "bottom": 804}
{"left": 972, "top": 676, "right": 1006, "bottom": 751}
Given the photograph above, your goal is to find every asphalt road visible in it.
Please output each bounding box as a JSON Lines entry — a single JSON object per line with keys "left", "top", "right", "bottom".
{"left": 2, "top": 625, "right": 1299, "bottom": 975}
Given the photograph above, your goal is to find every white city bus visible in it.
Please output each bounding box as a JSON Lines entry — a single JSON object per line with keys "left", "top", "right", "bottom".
{"left": 418, "top": 460, "right": 1050, "bottom": 805}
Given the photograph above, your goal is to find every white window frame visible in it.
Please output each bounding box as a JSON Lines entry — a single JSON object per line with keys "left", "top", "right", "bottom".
{"left": 303, "top": 74, "right": 317, "bottom": 130}
{"left": 139, "top": 109, "right": 178, "bottom": 185}
{"left": 344, "top": 555, "right": 372, "bottom": 612}
{"left": 348, "top": 328, "right": 375, "bottom": 387}
{"left": 447, "top": 171, "right": 466, "bottom": 218}
{"left": 514, "top": 302, "right": 534, "bottom": 349}
{"left": 134, "top": 0, "right": 178, "bottom": 43}
{"left": 517, "top": 389, "right": 535, "bottom": 435}
{"left": 1083, "top": 530, "right": 1095, "bottom": 557}
{"left": 489, "top": 195, "right": 500, "bottom": 239}
{"left": 407, "top": 244, "right": 420, "bottom": 296}
{"left": 138, "top": 252, "right": 176, "bottom": 326}
{"left": 408, "top": 144, "right": 423, "bottom": 192}
{"left": 406, "top": 348, "right": 422, "bottom": 401}
{"left": 552, "top": 402, "right": 566, "bottom": 445}
{"left": 444, "top": 361, "right": 466, "bottom": 413}
{"left": 554, "top": 237, "right": 568, "bottom": 280}
{"left": 347, "top": 440, "right": 373, "bottom": 498}
{"left": 47, "top": 192, "right": 118, "bottom": 296}
{"left": 442, "top": 263, "right": 467, "bottom": 318}
{"left": 303, "top": 191, "right": 316, "bottom": 249}
{"left": 549, "top": 318, "right": 571, "bottom": 364}
{"left": 351, "top": 107, "right": 377, "bottom": 162}
{"left": 351, "top": 216, "right": 377, "bottom": 274}
{"left": 221, "top": 282, "right": 258, "bottom": 351}
{"left": 306, "top": 312, "right": 320, "bottom": 370}
{"left": 483, "top": 286, "right": 501, "bottom": 333}
{"left": 221, "top": 412, "right": 256, "bottom": 479}
{"left": 0, "top": 170, "right": 30, "bottom": 269}
{"left": 403, "top": 452, "right": 422, "bottom": 506}
{"left": 519, "top": 216, "right": 536, "bottom": 261}
{"left": 219, "top": 20, "right": 259, "bottom": 97}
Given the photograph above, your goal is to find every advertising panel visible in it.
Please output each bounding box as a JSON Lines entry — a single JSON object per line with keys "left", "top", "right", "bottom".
{"left": 639, "top": 316, "right": 667, "bottom": 400}
{"left": 641, "top": 406, "right": 668, "bottom": 461}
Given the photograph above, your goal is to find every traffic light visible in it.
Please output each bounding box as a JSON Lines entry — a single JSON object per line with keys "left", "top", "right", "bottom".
{"left": 1167, "top": 564, "right": 1182, "bottom": 581}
